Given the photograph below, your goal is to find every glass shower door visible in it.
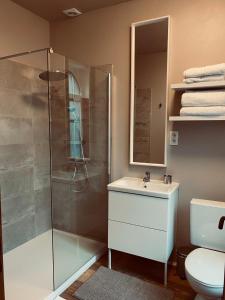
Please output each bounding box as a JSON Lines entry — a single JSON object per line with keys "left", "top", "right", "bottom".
{"left": 0, "top": 50, "right": 53, "bottom": 300}
{"left": 50, "top": 54, "right": 110, "bottom": 288}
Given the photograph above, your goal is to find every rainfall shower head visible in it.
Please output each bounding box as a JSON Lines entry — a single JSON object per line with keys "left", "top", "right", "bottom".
{"left": 39, "top": 70, "right": 68, "bottom": 81}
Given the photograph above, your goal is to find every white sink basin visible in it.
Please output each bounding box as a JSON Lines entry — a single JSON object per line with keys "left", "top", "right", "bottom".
{"left": 107, "top": 177, "right": 179, "bottom": 199}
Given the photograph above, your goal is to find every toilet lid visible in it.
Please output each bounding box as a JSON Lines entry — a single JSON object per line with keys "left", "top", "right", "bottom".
{"left": 185, "top": 248, "right": 225, "bottom": 287}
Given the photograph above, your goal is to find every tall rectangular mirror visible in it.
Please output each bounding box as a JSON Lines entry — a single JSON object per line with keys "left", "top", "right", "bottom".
{"left": 130, "top": 16, "right": 170, "bottom": 167}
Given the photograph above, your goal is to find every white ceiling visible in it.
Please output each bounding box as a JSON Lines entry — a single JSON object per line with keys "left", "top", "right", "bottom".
{"left": 12, "top": 0, "right": 132, "bottom": 21}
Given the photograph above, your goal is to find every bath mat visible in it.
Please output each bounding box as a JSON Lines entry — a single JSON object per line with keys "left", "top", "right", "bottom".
{"left": 74, "top": 266, "right": 174, "bottom": 300}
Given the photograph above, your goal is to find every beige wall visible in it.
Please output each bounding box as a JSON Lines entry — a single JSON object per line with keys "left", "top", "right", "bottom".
{"left": 0, "top": 0, "right": 49, "bottom": 58}
{"left": 49, "top": 0, "right": 225, "bottom": 247}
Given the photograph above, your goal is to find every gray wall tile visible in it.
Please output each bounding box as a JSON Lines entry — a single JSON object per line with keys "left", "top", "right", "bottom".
{"left": 0, "top": 166, "right": 34, "bottom": 199}
{"left": 0, "top": 117, "right": 33, "bottom": 146}
{"left": 0, "top": 60, "right": 52, "bottom": 252}
{"left": 3, "top": 214, "right": 36, "bottom": 253}
{"left": 0, "top": 88, "right": 32, "bottom": 118}
{"left": 35, "top": 210, "right": 51, "bottom": 236}
{"left": 2, "top": 192, "right": 34, "bottom": 226}
{"left": 52, "top": 181, "right": 71, "bottom": 231}
{"left": 0, "top": 144, "right": 33, "bottom": 171}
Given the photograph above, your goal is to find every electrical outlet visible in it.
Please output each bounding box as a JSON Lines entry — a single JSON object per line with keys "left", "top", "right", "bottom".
{"left": 170, "top": 131, "right": 179, "bottom": 145}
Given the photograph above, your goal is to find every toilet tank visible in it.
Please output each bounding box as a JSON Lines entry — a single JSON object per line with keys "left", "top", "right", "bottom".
{"left": 190, "top": 198, "right": 225, "bottom": 252}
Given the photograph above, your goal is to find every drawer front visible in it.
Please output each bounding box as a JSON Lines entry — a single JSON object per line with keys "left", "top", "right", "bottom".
{"left": 108, "top": 220, "right": 167, "bottom": 263}
{"left": 109, "top": 191, "right": 168, "bottom": 230}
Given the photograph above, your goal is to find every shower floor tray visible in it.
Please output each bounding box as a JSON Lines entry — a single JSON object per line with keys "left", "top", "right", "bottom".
{"left": 3, "top": 229, "right": 105, "bottom": 300}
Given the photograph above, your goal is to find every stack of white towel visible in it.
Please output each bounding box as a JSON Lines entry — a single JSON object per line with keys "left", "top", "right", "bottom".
{"left": 180, "top": 63, "right": 225, "bottom": 116}
{"left": 183, "top": 63, "right": 225, "bottom": 83}
{"left": 180, "top": 91, "right": 225, "bottom": 116}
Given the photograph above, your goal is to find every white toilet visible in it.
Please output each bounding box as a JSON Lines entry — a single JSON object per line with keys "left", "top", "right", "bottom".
{"left": 185, "top": 199, "right": 225, "bottom": 300}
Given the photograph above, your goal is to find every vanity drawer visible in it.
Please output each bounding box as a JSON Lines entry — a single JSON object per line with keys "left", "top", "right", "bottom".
{"left": 108, "top": 191, "right": 168, "bottom": 230}
{"left": 108, "top": 220, "right": 167, "bottom": 263}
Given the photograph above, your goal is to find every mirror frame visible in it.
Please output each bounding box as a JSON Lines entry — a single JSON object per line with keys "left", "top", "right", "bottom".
{"left": 129, "top": 16, "right": 170, "bottom": 167}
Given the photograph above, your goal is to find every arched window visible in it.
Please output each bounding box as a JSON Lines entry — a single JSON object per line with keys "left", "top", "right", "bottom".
{"left": 68, "top": 73, "right": 82, "bottom": 159}
{"left": 68, "top": 72, "right": 80, "bottom": 97}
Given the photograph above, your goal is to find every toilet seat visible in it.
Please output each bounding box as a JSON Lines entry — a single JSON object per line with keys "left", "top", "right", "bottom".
{"left": 185, "top": 248, "right": 225, "bottom": 288}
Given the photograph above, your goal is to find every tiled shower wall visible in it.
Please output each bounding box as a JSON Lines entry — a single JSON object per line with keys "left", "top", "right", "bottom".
{"left": 52, "top": 67, "right": 108, "bottom": 243}
{"left": 0, "top": 59, "right": 51, "bottom": 253}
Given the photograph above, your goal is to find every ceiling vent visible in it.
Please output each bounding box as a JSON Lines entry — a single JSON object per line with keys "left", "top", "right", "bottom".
{"left": 63, "top": 8, "right": 82, "bottom": 17}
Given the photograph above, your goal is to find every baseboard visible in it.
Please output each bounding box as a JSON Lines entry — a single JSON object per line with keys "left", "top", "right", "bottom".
{"left": 46, "top": 249, "right": 106, "bottom": 300}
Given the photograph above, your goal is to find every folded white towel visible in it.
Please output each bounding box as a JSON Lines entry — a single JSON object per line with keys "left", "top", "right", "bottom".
{"left": 183, "top": 74, "right": 225, "bottom": 83}
{"left": 181, "top": 90, "right": 225, "bottom": 107}
{"left": 184, "top": 63, "right": 225, "bottom": 78}
{"left": 180, "top": 106, "right": 225, "bottom": 116}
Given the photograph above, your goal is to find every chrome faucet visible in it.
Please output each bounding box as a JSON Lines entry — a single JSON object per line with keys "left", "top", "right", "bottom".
{"left": 143, "top": 171, "right": 150, "bottom": 188}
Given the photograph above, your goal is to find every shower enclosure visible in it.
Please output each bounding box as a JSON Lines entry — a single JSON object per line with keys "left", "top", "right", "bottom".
{"left": 0, "top": 48, "right": 111, "bottom": 300}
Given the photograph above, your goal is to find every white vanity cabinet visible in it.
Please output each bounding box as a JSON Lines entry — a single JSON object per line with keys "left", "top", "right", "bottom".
{"left": 107, "top": 177, "right": 179, "bottom": 285}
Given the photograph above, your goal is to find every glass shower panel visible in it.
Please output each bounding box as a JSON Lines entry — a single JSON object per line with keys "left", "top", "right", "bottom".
{"left": 50, "top": 54, "right": 109, "bottom": 288}
{"left": 0, "top": 50, "right": 53, "bottom": 300}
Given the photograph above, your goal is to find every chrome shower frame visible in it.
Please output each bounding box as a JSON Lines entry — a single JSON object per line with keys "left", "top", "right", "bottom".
{"left": 0, "top": 47, "right": 53, "bottom": 61}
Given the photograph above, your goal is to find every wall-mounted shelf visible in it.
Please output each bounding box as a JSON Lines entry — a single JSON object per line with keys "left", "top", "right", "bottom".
{"left": 171, "top": 81, "right": 225, "bottom": 91}
{"left": 170, "top": 81, "right": 225, "bottom": 121}
{"left": 169, "top": 116, "right": 225, "bottom": 121}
